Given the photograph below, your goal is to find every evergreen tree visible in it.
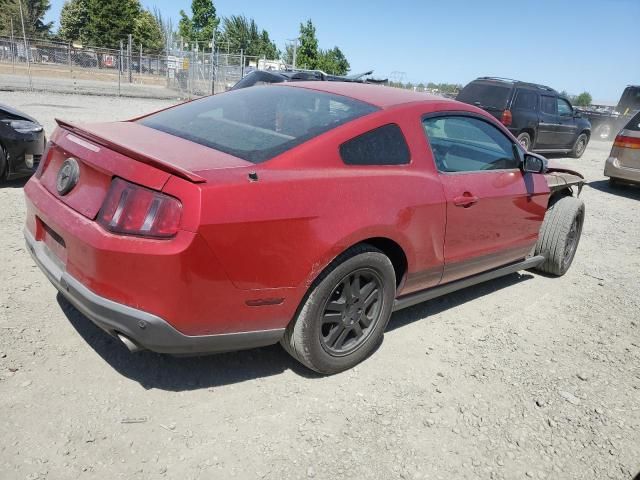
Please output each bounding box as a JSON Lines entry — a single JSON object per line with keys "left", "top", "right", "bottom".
{"left": 218, "top": 15, "right": 279, "bottom": 58}
{"left": 134, "top": 10, "right": 164, "bottom": 52}
{"left": 58, "top": 0, "right": 89, "bottom": 43}
{"left": 84, "top": 0, "right": 140, "bottom": 48}
{"left": 24, "top": 0, "right": 53, "bottom": 36}
{"left": 296, "top": 19, "right": 319, "bottom": 69}
{"left": 1, "top": 0, "right": 52, "bottom": 36}
{"left": 317, "top": 46, "right": 349, "bottom": 75}
{"left": 178, "top": 0, "right": 218, "bottom": 46}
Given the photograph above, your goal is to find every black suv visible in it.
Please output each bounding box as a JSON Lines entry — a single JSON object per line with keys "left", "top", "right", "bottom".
{"left": 456, "top": 77, "right": 591, "bottom": 158}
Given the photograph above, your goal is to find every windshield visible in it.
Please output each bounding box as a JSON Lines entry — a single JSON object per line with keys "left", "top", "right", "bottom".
{"left": 617, "top": 86, "right": 640, "bottom": 115}
{"left": 140, "top": 86, "right": 379, "bottom": 163}
{"left": 624, "top": 111, "right": 640, "bottom": 131}
{"left": 456, "top": 82, "right": 512, "bottom": 110}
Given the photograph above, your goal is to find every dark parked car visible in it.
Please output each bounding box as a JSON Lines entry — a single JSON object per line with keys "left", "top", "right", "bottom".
{"left": 0, "top": 104, "right": 45, "bottom": 181}
{"left": 457, "top": 77, "right": 591, "bottom": 158}
{"left": 577, "top": 85, "right": 640, "bottom": 140}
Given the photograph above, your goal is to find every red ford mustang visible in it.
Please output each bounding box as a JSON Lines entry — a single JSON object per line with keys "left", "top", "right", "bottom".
{"left": 24, "top": 82, "right": 585, "bottom": 374}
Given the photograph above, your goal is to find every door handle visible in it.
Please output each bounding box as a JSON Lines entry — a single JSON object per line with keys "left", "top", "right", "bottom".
{"left": 453, "top": 193, "right": 479, "bottom": 207}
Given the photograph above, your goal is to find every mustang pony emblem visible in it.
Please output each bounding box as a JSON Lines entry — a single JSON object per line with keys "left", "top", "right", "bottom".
{"left": 56, "top": 158, "right": 80, "bottom": 196}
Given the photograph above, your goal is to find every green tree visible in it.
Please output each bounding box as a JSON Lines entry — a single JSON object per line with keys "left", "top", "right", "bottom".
{"left": 1, "top": 0, "right": 52, "bottom": 36}
{"left": 85, "top": 0, "right": 140, "bottom": 48}
{"left": 58, "top": 0, "right": 89, "bottom": 43}
{"left": 153, "top": 6, "right": 172, "bottom": 50}
{"left": 316, "top": 46, "right": 349, "bottom": 75}
{"left": 0, "top": 0, "right": 17, "bottom": 35}
{"left": 24, "top": 0, "right": 53, "bottom": 36}
{"left": 219, "top": 15, "right": 279, "bottom": 58}
{"left": 134, "top": 9, "right": 163, "bottom": 52}
{"left": 259, "top": 30, "right": 278, "bottom": 59}
{"left": 574, "top": 91, "right": 592, "bottom": 106}
{"left": 296, "top": 19, "right": 319, "bottom": 69}
{"left": 178, "top": 0, "right": 218, "bottom": 46}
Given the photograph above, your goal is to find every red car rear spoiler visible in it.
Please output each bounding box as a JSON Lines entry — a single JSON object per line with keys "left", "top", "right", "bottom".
{"left": 55, "top": 118, "right": 206, "bottom": 183}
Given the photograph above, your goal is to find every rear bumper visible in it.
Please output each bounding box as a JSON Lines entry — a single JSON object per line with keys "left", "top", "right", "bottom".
{"left": 4, "top": 132, "right": 45, "bottom": 179}
{"left": 25, "top": 229, "right": 284, "bottom": 354}
{"left": 604, "top": 156, "right": 640, "bottom": 184}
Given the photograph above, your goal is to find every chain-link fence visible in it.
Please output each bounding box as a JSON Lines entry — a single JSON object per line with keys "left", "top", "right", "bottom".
{"left": 0, "top": 35, "right": 267, "bottom": 99}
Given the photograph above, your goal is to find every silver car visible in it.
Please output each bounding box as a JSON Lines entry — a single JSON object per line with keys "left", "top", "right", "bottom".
{"left": 605, "top": 111, "right": 640, "bottom": 186}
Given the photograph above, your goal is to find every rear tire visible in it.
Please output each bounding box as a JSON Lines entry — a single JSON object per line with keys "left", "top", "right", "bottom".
{"left": 516, "top": 132, "right": 532, "bottom": 151}
{"left": 281, "top": 245, "right": 396, "bottom": 374}
{"left": 0, "top": 145, "right": 7, "bottom": 181}
{"left": 534, "top": 196, "right": 585, "bottom": 276}
{"left": 608, "top": 177, "right": 620, "bottom": 188}
{"left": 569, "top": 133, "right": 588, "bottom": 158}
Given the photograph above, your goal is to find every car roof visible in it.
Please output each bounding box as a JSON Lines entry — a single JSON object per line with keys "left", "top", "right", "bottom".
{"left": 276, "top": 81, "right": 453, "bottom": 109}
{"left": 469, "top": 77, "right": 558, "bottom": 94}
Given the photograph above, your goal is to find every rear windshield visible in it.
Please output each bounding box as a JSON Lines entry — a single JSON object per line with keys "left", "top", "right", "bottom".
{"left": 617, "top": 86, "right": 640, "bottom": 114}
{"left": 624, "top": 111, "right": 640, "bottom": 131}
{"left": 140, "top": 86, "right": 379, "bottom": 163}
{"left": 456, "top": 82, "right": 512, "bottom": 110}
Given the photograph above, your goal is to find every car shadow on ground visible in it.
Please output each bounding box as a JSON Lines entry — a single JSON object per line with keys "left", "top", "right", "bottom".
{"left": 387, "top": 272, "right": 533, "bottom": 332}
{"left": 0, "top": 177, "right": 29, "bottom": 189}
{"left": 587, "top": 179, "right": 640, "bottom": 200}
{"left": 57, "top": 272, "right": 533, "bottom": 391}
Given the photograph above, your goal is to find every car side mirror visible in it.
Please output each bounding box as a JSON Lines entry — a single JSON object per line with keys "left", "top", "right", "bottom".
{"left": 521, "top": 152, "right": 547, "bottom": 174}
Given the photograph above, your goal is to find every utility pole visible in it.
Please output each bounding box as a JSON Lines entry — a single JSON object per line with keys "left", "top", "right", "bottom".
{"left": 210, "top": 29, "right": 216, "bottom": 95}
{"left": 18, "top": 0, "right": 32, "bottom": 90}
{"left": 10, "top": 17, "right": 15, "bottom": 74}
{"left": 287, "top": 37, "right": 299, "bottom": 69}
{"left": 118, "top": 40, "right": 123, "bottom": 96}
{"left": 128, "top": 34, "right": 133, "bottom": 83}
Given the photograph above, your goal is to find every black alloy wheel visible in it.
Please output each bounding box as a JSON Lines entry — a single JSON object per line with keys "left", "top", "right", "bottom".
{"left": 319, "top": 269, "right": 383, "bottom": 356}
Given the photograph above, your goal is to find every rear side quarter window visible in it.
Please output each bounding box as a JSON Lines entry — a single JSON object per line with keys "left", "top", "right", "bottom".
{"left": 513, "top": 90, "right": 538, "bottom": 111}
{"left": 340, "top": 124, "right": 410, "bottom": 166}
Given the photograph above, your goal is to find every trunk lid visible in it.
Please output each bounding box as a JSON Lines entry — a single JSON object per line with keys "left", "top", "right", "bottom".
{"left": 39, "top": 121, "right": 252, "bottom": 219}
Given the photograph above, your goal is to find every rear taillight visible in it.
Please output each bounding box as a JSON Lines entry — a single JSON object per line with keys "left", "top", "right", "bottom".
{"left": 98, "top": 178, "right": 182, "bottom": 238}
{"left": 613, "top": 135, "right": 640, "bottom": 149}
{"left": 34, "top": 141, "right": 52, "bottom": 178}
{"left": 501, "top": 110, "right": 513, "bottom": 127}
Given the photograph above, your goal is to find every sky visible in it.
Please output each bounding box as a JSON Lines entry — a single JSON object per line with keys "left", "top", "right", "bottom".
{"left": 43, "top": 0, "right": 640, "bottom": 102}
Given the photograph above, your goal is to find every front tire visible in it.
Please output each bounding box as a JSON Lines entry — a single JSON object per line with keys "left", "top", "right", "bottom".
{"left": 569, "top": 133, "right": 589, "bottom": 158}
{"left": 534, "top": 196, "right": 585, "bottom": 276}
{"left": 281, "top": 245, "right": 396, "bottom": 374}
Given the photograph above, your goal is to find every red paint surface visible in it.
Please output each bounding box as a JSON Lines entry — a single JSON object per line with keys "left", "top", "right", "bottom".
{"left": 24, "top": 83, "right": 551, "bottom": 337}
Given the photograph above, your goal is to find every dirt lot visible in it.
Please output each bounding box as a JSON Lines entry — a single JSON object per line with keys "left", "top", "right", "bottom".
{"left": 0, "top": 91, "right": 638, "bottom": 480}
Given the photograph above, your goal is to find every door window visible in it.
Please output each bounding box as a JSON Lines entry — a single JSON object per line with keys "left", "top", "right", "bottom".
{"left": 541, "top": 96, "right": 557, "bottom": 115}
{"left": 557, "top": 98, "right": 573, "bottom": 117}
{"left": 423, "top": 115, "right": 519, "bottom": 172}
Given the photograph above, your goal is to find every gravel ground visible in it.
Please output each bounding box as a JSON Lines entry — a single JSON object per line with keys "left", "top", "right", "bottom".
{"left": 0, "top": 91, "right": 639, "bottom": 480}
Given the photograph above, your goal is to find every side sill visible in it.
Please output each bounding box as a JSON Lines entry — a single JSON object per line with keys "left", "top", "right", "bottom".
{"left": 393, "top": 255, "right": 544, "bottom": 312}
